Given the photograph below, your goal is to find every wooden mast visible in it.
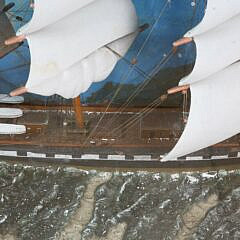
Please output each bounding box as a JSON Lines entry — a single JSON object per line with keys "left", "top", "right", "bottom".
{"left": 73, "top": 96, "right": 85, "bottom": 128}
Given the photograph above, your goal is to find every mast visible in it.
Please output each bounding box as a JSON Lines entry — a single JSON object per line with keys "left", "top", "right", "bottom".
{"left": 73, "top": 96, "right": 85, "bottom": 129}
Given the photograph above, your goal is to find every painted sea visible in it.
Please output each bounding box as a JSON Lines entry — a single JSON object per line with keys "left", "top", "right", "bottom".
{"left": 0, "top": 161, "right": 240, "bottom": 240}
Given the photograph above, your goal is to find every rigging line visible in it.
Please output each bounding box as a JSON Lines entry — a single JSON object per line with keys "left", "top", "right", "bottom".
{"left": 111, "top": 101, "right": 160, "bottom": 137}
{"left": 92, "top": 96, "right": 162, "bottom": 139}
{"left": 182, "top": 89, "right": 189, "bottom": 124}
{"left": 19, "top": 0, "right": 32, "bottom": 26}
{"left": 7, "top": 1, "right": 26, "bottom": 23}
{"left": 112, "top": 96, "right": 163, "bottom": 134}
{"left": 112, "top": 97, "right": 165, "bottom": 139}
{"left": 93, "top": 45, "right": 152, "bottom": 105}
{"left": 188, "top": 0, "right": 197, "bottom": 30}
{"left": 107, "top": 46, "right": 174, "bottom": 106}
{"left": 135, "top": 0, "right": 170, "bottom": 59}
{"left": 8, "top": 0, "right": 31, "bottom": 29}
{"left": 114, "top": 48, "right": 174, "bottom": 109}
{"left": 14, "top": 48, "right": 30, "bottom": 64}
{"left": 117, "top": 99, "right": 164, "bottom": 138}
{"left": 0, "top": 63, "right": 29, "bottom": 73}
{"left": 105, "top": 46, "right": 152, "bottom": 81}
{"left": 109, "top": 95, "right": 165, "bottom": 136}
{"left": 83, "top": 0, "right": 170, "bottom": 145}
{"left": 7, "top": 12, "right": 28, "bottom": 23}
{"left": 204, "top": 0, "right": 207, "bottom": 9}
{"left": 102, "top": 47, "right": 176, "bottom": 134}
{"left": 92, "top": 25, "right": 150, "bottom": 103}
{"left": 0, "top": 14, "right": 15, "bottom": 39}
{"left": 82, "top": 63, "right": 134, "bottom": 145}
{"left": 120, "top": 93, "right": 168, "bottom": 134}
{"left": 9, "top": 10, "right": 30, "bottom": 13}
{"left": 0, "top": 75, "right": 18, "bottom": 88}
{"left": 98, "top": 3, "right": 173, "bottom": 133}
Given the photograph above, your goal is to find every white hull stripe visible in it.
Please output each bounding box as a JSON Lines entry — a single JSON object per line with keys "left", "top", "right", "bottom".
{"left": 0, "top": 150, "right": 238, "bottom": 161}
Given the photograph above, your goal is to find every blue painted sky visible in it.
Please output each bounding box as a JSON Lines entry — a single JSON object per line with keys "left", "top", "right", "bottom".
{"left": 0, "top": 0, "right": 205, "bottom": 100}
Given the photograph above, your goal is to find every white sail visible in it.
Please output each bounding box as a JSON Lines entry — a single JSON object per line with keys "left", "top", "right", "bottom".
{"left": 26, "top": 33, "right": 136, "bottom": 98}
{"left": 185, "top": 0, "right": 240, "bottom": 37}
{"left": 0, "top": 123, "right": 26, "bottom": 134}
{"left": 17, "top": 0, "right": 97, "bottom": 35}
{"left": 163, "top": 62, "right": 240, "bottom": 161}
{"left": 26, "top": 0, "right": 138, "bottom": 87}
{"left": 180, "top": 14, "right": 240, "bottom": 86}
{"left": 0, "top": 108, "right": 23, "bottom": 118}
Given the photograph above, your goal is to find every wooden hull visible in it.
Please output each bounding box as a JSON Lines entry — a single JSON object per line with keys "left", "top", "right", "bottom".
{"left": 0, "top": 106, "right": 239, "bottom": 170}
{"left": 0, "top": 138, "right": 239, "bottom": 170}
{"left": 0, "top": 145, "right": 240, "bottom": 171}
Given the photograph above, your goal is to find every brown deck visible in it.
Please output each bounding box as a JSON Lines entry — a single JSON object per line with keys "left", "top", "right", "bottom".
{"left": 0, "top": 106, "right": 239, "bottom": 155}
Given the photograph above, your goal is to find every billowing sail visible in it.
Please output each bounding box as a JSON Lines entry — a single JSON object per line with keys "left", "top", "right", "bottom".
{"left": 26, "top": 33, "right": 136, "bottom": 98}
{"left": 24, "top": 0, "right": 138, "bottom": 96}
{"left": 180, "top": 14, "right": 240, "bottom": 86}
{"left": 163, "top": 62, "right": 240, "bottom": 161}
{"left": 185, "top": 0, "right": 240, "bottom": 37}
{"left": 17, "top": 0, "right": 97, "bottom": 35}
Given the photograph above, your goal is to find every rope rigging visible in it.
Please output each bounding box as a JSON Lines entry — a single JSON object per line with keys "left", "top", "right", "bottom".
{"left": 109, "top": 94, "right": 168, "bottom": 138}
{"left": 85, "top": 0, "right": 198, "bottom": 143}
{"left": 101, "top": 47, "right": 176, "bottom": 135}
{"left": 83, "top": 0, "right": 171, "bottom": 145}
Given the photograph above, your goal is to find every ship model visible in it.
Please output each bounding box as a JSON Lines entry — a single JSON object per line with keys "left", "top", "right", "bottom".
{"left": 0, "top": 0, "right": 240, "bottom": 169}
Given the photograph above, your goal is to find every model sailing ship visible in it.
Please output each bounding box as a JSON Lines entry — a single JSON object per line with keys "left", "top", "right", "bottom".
{"left": 0, "top": 0, "right": 240, "bottom": 169}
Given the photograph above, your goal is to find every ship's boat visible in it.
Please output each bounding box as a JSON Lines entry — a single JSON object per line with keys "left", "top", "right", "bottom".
{"left": 0, "top": 94, "right": 24, "bottom": 104}
{"left": 0, "top": 107, "right": 22, "bottom": 118}
{"left": 0, "top": 0, "right": 240, "bottom": 169}
{"left": 0, "top": 123, "right": 26, "bottom": 134}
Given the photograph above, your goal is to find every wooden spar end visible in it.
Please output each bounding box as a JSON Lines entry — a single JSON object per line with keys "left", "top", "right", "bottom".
{"left": 4, "top": 35, "right": 26, "bottom": 46}
{"left": 167, "top": 85, "right": 190, "bottom": 95}
{"left": 173, "top": 37, "right": 193, "bottom": 47}
{"left": 9, "top": 87, "right": 27, "bottom": 97}
{"left": 131, "top": 58, "right": 138, "bottom": 65}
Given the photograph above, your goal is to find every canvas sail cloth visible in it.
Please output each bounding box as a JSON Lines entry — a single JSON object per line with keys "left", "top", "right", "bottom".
{"left": 164, "top": 62, "right": 240, "bottom": 160}
{"left": 20, "top": 0, "right": 138, "bottom": 98}
{"left": 17, "top": 0, "right": 97, "bottom": 35}
{"left": 180, "top": 14, "right": 240, "bottom": 86}
{"left": 28, "top": 33, "right": 137, "bottom": 98}
{"left": 185, "top": 0, "right": 240, "bottom": 37}
{"left": 163, "top": 8, "right": 240, "bottom": 160}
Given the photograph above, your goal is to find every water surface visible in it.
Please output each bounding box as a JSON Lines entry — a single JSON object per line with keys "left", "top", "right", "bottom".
{"left": 0, "top": 161, "right": 239, "bottom": 240}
